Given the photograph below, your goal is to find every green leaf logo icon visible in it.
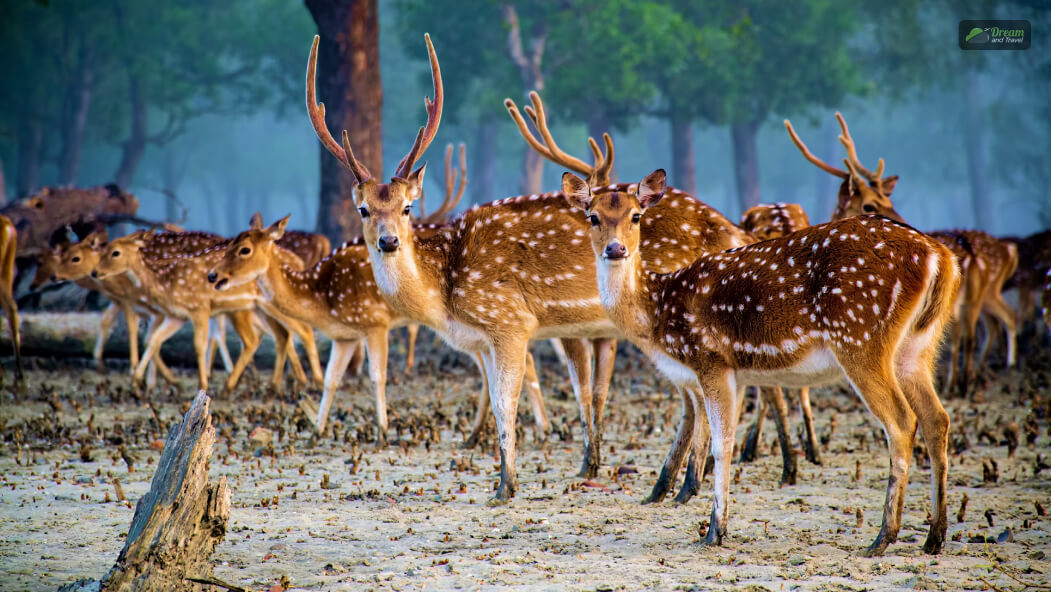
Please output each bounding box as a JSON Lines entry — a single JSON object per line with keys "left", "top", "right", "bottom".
{"left": 965, "top": 27, "right": 989, "bottom": 43}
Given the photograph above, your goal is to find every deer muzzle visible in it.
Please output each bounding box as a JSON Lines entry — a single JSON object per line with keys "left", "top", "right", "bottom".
{"left": 378, "top": 235, "right": 400, "bottom": 253}
{"left": 603, "top": 241, "right": 628, "bottom": 260}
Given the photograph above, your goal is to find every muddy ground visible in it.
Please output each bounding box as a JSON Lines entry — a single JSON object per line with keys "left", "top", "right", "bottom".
{"left": 1, "top": 327, "right": 1049, "bottom": 591}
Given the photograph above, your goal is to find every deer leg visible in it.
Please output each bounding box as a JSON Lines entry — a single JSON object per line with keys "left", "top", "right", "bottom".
{"left": 224, "top": 310, "right": 261, "bottom": 393}
{"left": 348, "top": 340, "right": 366, "bottom": 377}
{"left": 697, "top": 369, "right": 740, "bottom": 546}
{"left": 561, "top": 338, "right": 600, "bottom": 479}
{"left": 798, "top": 387, "right": 822, "bottom": 465}
{"left": 293, "top": 319, "right": 323, "bottom": 386}
{"left": 590, "top": 338, "right": 617, "bottom": 460}
{"left": 405, "top": 324, "right": 419, "bottom": 373}
{"left": 214, "top": 315, "right": 234, "bottom": 373}
{"left": 674, "top": 387, "right": 711, "bottom": 505}
{"left": 312, "top": 338, "right": 358, "bottom": 434}
{"left": 983, "top": 293, "right": 1017, "bottom": 368}
{"left": 145, "top": 315, "right": 177, "bottom": 385}
{"left": 644, "top": 386, "right": 695, "bottom": 504}
{"left": 523, "top": 351, "right": 550, "bottom": 440}
{"left": 740, "top": 386, "right": 765, "bottom": 463}
{"left": 121, "top": 304, "right": 141, "bottom": 373}
{"left": 364, "top": 329, "right": 390, "bottom": 446}
{"left": 767, "top": 386, "right": 797, "bottom": 486}
{"left": 482, "top": 338, "right": 528, "bottom": 506}
{"left": 134, "top": 317, "right": 185, "bottom": 385}
{"left": 464, "top": 352, "right": 491, "bottom": 449}
{"left": 95, "top": 303, "right": 120, "bottom": 373}
{"left": 841, "top": 361, "right": 917, "bottom": 557}
{"left": 1, "top": 286, "right": 22, "bottom": 384}
{"left": 189, "top": 314, "right": 213, "bottom": 392}
{"left": 263, "top": 315, "right": 291, "bottom": 388}
{"left": 896, "top": 343, "right": 950, "bottom": 555}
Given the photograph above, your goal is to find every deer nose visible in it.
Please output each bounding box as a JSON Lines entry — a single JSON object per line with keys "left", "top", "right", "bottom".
{"left": 207, "top": 271, "right": 217, "bottom": 283}
{"left": 90, "top": 270, "right": 99, "bottom": 278}
{"left": 49, "top": 274, "right": 56, "bottom": 282}
{"left": 378, "top": 235, "right": 400, "bottom": 253}
{"left": 604, "top": 242, "right": 628, "bottom": 260}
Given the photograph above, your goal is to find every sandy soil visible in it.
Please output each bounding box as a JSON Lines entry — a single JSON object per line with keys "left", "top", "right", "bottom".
{"left": 1, "top": 331, "right": 1049, "bottom": 592}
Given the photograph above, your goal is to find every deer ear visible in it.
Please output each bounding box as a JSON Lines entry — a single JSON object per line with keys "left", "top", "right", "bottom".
{"left": 87, "top": 231, "right": 108, "bottom": 248}
{"left": 267, "top": 215, "right": 290, "bottom": 240}
{"left": 250, "top": 212, "right": 264, "bottom": 230}
{"left": 880, "top": 175, "right": 899, "bottom": 197}
{"left": 405, "top": 164, "right": 427, "bottom": 202}
{"left": 561, "top": 172, "right": 592, "bottom": 212}
{"left": 637, "top": 169, "right": 667, "bottom": 209}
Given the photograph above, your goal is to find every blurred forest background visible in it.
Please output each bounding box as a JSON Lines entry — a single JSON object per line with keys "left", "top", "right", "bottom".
{"left": 0, "top": 0, "right": 1048, "bottom": 241}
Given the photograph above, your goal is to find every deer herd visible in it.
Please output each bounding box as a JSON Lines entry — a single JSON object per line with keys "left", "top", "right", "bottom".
{"left": 2, "top": 32, "right": 1049, "bottom": 558}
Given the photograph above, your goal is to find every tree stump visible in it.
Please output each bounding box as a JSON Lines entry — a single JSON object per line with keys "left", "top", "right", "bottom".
{"left": 59, "top": 391, "right": 231, "bottom": 592}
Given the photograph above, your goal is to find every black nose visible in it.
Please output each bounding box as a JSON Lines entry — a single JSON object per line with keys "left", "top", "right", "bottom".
{"left": 378, "top": 235, "right": 400, "bottom": 253}
{"left": 49, "top": 274, "right": 56, "bottom": 281}
{"left": 604, "top": 242, "right": 627, "bottom": 259}
{"left": 90, "top": 270, "right": 98, "bottom": 278}
{"left": 207, "top": 271, "right": 217, "bottom": 283}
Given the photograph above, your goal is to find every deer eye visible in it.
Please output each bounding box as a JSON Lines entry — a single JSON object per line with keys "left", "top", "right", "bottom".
{"left": 358, "top": 207, "right": 370, "bottom": 219}
{"left": 239, "top": 247, "right": 251, "bottom": 256}
{"left": 71, "top": 256, "right": 81, "bottom": 263}
{"left": 589, "top": 214, "right": 600, "bottom": 227}
{"left": 863, "top": 204, "right": 877, "bottom": 213}
{"left": 402, "top": 206, "right": 412, "bottom": 216}
{"left": 111, "top": 250, "right": 121, "bottom": 258}
{"left": 631, "top": 213, "right": 641, "bottom": 224}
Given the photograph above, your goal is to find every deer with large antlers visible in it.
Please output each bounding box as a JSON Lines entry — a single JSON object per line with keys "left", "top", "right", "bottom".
{"left": 563, "top": 168, "right": 959, "bottom": 555}
{"left": 784, "top": 112, "right": 1017, "bottom": 397}
{"left": 0, "top": 214, "right": 22, "bottom": 387}
{"left": 93, "top": 231, "right": 322, "bottom": 393}
{"left": 306, "top": 34, "right": 753, "bottom": 500}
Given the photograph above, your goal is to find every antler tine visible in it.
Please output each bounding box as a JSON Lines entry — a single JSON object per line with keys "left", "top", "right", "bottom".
{"left": 306, "top": 35, "right": 371, "bottom": 183}
{"left": 525, "top": 91, "right": 594, "bottom": 175}
{"left": 835, "top": 112, "right": 882, "bottom": 183}
{"left": 421, "top": 143, "right": 467, "bottom": 224}
{"left": 504, "top": 96, "right": 555, "bottom": 161}
{"left": 593, "top": 133, "right": 615, "bottom": 185}
{"left": 395, "top": 33, "right": 444, "bottom": 178}
{"left": 784, "top": 118, "right": 847, "bottom": 178}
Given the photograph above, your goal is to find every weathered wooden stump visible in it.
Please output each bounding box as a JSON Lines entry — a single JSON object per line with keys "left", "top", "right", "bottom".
{"left": 58, "top": 391, "right": 231, "bottom": 592}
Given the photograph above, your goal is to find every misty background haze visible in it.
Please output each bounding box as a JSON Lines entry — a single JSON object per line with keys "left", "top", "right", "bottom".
{"left": 1, "top": 0, "right": 1048, "bottom": 240}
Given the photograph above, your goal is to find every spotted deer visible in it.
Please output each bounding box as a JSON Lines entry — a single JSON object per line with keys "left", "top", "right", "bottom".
{"left": 306, "top": 34, "right": 751, "bottom": 500}
{"left": 248, "top": 213, "right": 332, "bottom": 269}
{"left": 504, "top": 89, "right": 754, "bottom": 498}
{"left": 564, "top": 168, "right": 959, "bottom": 555}
{"left": 785, "top": 112, "right": 1017, "bottom": 396}
{"left": 92, "top": 231, "right": 322, "bottom": 393}
{"left": 0, "top": 214, "right": 22, "bottom": 386}
{"left": 738, "top": 204, "right": 822, "bottom": 470}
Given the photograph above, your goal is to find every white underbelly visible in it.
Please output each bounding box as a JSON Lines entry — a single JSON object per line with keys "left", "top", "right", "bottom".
{"left": 736, "top": 348, "right": 845, "bottom": 389}
{"left": 649, "top": 351, "right": 697, "bottom": 388}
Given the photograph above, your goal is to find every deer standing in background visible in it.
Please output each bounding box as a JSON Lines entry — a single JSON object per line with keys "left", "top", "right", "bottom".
{"left": 0, "top": 214, "right": 22, "bottom": 387}
{"left": 785, "top": 113, "right": 1017, "bottom": 397}
{"left": 563, "top": 168, "right": 958, "bottom": 556}
{"left": 92, "top": 231, "right": 322, "bottom": 393}
{"left": 307, "top": 33, "right": 753, "bottom": 501}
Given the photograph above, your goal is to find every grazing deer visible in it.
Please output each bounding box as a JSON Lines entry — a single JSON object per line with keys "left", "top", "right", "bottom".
{"left": 1004, "top": 230, "right": 1051, "bottom": 331}
{"left": 785, "top": 113, "right": 1017, "bottom": 396}
{"left": 306, "top": 34, "right": 752, "bottom": 500}
{"left": 92, "top": 231, "right": 321, "bottom": 393}
{"left": 209, "top": 214, "right": 412, "bottom": 442}
{"left": 0, "top": 214, "right": 23, "bottom": 386}
{"left": 564, "top": 168, "right": 959, "bottom": 555}
{"left": 504, "top": 90, "right": 753, "bottom": 495}
{"left": 738, "top": 204, "right": 822, "bottom": 470}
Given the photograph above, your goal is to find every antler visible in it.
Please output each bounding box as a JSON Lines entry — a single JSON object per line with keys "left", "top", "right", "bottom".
{"left": 306, "top": 35, "right": 372, "bottom": 184}
{"left": 394, "top": 34, "right": 443, "bottom": 179}
{"left": 784, "top": 118, "right": 848, "bottom": 178}
{"left": 423, "top": 143, "right": 467, "bottom": 224}
{"left": 504, "top": 91, "right": 615, "bottom": 185}
{"left": 835, "top": 112, "right": 885, "bottom": 184}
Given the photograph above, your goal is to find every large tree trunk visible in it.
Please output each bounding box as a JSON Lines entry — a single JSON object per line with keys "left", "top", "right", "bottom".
{"left": 963, "top": 67, "right": 991, "bottom": 229}
{"left": 502, "top": 4, "right": 546, "bottom": 195}
{"left": 58, "top": 37, "right": 95, "bottom": 186}
{"left": 670, "top": 110, "right": 696, "bottom": 195}
{"left": 16, "top": 114, "right": 42, "bottom": 197}
{"left": 113, "top": 75, "right": 147, "bottom": 189}
{"left": 471, "top": 114, "right": 497, "bottom": 205}
{"left": 305, "top": 0, "right": 382, "bottom": 243}
{"left": 731, "top": 120, "right": 761, "bottom": 214}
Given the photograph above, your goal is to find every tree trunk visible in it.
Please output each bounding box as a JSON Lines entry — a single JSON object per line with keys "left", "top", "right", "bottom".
{"left": 305, "top": 0, "right": 382, "bottom": 243}
{"left": 113, "top": 75, "right": 147, "bottom": 189}
{"left": 58, "top": 37, "right": 95, "bottom": 186}
{"left": 0, "top": 155, "right": 7, "bottom": 205}
{"left": 16, "top": 115, "right": 42, "bottom": 197}
{"left": 963, "top": 67, "right": 991, "bottom": 229}
{"left": 471, "top": 115, "right": 497, "bottom": 205}
{"left": 731, "top": 120, "right": 761, "bottom": 214}
{"left": 670, "top": 110, "right": 696, "bottom": 195}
